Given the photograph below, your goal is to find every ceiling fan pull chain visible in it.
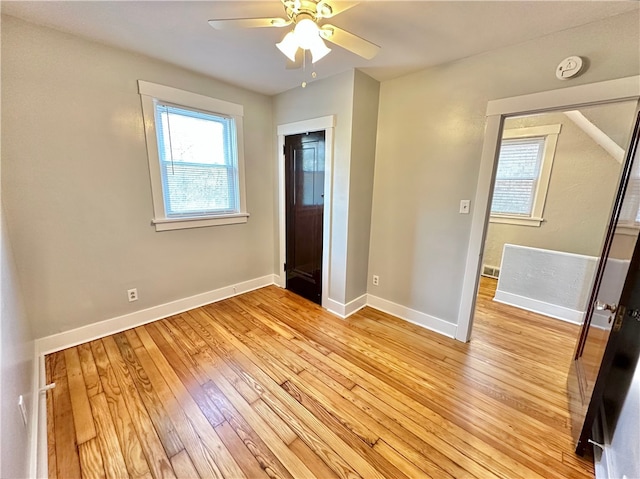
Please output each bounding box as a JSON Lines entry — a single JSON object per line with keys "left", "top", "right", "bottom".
{"left": 302, "top": 49, "right": 307, "bottom": 87}
{"left": 301, "top": 52, "right": 319, "bottom": 88}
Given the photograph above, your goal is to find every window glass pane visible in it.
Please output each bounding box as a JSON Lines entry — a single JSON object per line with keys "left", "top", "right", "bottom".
{"left": 299, "top": 146, "right": 324, "bottom": 206}
{"left": 491, "top": 137, "right": 545, "bottom": 216}
{"left": 155, "top": 104, "right": 238, "bottom": 216}
{"left": 492, "top": 179, "right": 535, "bottom": 215}
{"left": 620, "top": 178, "right": 640, "bottom": 224}
{"left": 163, "top": 163, "right": 234, "bottom": 215}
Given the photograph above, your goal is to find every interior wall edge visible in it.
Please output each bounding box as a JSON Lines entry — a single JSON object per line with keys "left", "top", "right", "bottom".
{"left": 29, "top": 349, "right": 45, "bottom": 479}
{"left": 325, "top": 293, "right": 368, "bottom": 319}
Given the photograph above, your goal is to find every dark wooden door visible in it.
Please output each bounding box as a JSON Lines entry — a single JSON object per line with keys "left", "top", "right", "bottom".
{"left": 285, "top": 131, "right": 325, "bottom": 305}
{"left": 569, "top": 109, "right": 640, "bottom": 454}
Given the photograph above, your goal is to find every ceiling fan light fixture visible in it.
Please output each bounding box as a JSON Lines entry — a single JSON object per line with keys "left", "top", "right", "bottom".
{"left": 276, "top": 31, "right": 299, "bottom": 62}
{"left": 293, "top": 17, "right": 320, "bottom": 50}
{"left": 309, "top": 37, "right": 331, "bottom": 63}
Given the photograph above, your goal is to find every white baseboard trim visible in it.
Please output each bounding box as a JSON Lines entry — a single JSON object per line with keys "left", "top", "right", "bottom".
{"left": 493, "top": 290, "right": 585, "bottom": 325}
{"left": 35, "top": 274, "right": 277, "bottom": 356}
{"left": 274, "top": 274, "right": 286, "bottom": 288}
{"left": 367, "top": 294, "right": 457, "bottom": 339}
{"left": 591, "top": 311, "right": 612, "bottom": 330}
{"left": 346, "top": 294, "right": 368, "bottom": 317}
{"left": 326, "top": 294, "right": 368, "bottom": 319}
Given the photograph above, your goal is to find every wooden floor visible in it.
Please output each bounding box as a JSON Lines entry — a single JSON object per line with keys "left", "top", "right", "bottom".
{"left": 46, "top": 277, "right": 594, "bottom": 479}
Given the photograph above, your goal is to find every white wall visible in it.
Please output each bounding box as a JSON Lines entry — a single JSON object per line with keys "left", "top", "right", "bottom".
{"left": 368, "top": 12, "right": 640, "bottom": 327}
{"left": 1, "top": 20, "right": 34, "bottom": 474}
{"left": 0, "top": 210, "right": 33, "bottom": 479}
{"left": 604, "top": 358, "right": 640, "bottom": 479}
{"left": 2, "top": 15, "right": 275, "bottom": 338}
{"left": 1, "top": 18, "right": 35, "bottom": 478}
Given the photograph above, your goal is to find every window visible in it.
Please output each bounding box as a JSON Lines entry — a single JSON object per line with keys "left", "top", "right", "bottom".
{"left": 491, "top": 137, "right": 545, "bottom": 216}
{"left": 138, "top": 81, "right": 248, "bottom": 231}
{"left": 490, "top": 124, "right": 561, "bottom": 227}
{"left": 618, "top": 157, "right": 640, "bottom": 233}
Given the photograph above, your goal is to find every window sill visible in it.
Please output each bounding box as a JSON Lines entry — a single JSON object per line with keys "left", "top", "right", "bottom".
{"left": 489, "top": 215, "right": 543, "bottom": 227}
{"left": 616, "top": 225, "right": 640, "bottom": 236}
{"left": 152, "top": 213, "right": 249, "bottom": 231}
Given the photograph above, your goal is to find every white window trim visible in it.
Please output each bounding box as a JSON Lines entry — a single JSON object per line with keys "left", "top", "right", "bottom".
{"left": 617, "top": 225, "right": 640, "bottom": 236}
{"left": 138, "top": 80, "right": 248, "bottom": 231}
{"left": 489, "top": 124, "right": 561, "bottom": 227}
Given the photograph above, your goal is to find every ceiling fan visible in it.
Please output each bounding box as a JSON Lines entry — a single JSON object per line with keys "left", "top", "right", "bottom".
{"left": 208, "top": 1, "right": 380, "bottom": 65}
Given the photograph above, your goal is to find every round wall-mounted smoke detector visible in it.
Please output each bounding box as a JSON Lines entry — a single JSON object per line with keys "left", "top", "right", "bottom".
{"left": 556, "top": 56, "right": 584, "bottom": 80}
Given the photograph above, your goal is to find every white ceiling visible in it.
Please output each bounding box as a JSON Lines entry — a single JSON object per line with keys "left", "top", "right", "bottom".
{"left": 3, "top": 1, "right": 638, "bottom": 95}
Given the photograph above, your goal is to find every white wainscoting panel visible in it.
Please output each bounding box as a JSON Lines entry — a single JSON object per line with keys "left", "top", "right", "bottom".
{"left": 496, "top": 244, "right": 631, "bottom": 328}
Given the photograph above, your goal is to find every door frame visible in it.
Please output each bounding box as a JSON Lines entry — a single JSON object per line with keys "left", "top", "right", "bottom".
{"left": 277, "top": 115, "right": 335, "bottom": 309}
{"left": 456, "top": 75, "right": 640, "bottom": 342}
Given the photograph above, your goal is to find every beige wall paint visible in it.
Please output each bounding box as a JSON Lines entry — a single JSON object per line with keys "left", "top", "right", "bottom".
{"left": 368, "top": 12, "right": 640, "bottom": 325}
{"left": 274, "top": 70, "right": 355, "bottom": 304}
{"left": 483, "top": 108, "right": 630, "bottom": 269}
{"left": 580, "top": 102, "right": 638, "bottom": 149}
{"left": 2, "top": 16, "right": 275, "bottom": 338}
{"left": 274, "top": 69, "right": 379, "bottom": 305}
{"left": 346, "top": 70, "right": 379, "bottom": 302}
{"left": 610, "top": 232, "right": 638, "bottom": 259}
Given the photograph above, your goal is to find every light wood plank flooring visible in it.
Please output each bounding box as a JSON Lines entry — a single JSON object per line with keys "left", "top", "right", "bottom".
{"left": 46, "top": 278, "right": 594, "bottom": 478}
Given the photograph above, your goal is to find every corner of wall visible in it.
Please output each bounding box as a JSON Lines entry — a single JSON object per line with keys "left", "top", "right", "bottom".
{"left": 344, "top": 70, "right": 380, "bottom": 303}
{"left": 0, "top": 211, "right": 36, "bottom": 479}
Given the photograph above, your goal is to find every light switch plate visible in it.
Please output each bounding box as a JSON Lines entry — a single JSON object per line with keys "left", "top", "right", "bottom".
{"left": 460, "top": 200, "right": 470, "bottom": 214}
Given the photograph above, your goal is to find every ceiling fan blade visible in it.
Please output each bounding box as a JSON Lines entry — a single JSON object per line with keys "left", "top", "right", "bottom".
{"left": 320, "top": 24, "right": 380, "bottom": 59}
{"left": 208, "top": 17, "right": 291, "bottom": 30}
{"left": 318, "top": 2, "right": 359, "bottom": 18}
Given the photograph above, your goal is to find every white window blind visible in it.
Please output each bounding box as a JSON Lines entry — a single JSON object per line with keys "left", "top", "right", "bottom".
{"left": 491, "top": 137, "right": 546, "bottom": 216}
{"left": 619, "top": 159, "right": 640, "bottom": 225}
{"left": 155, "top": 103, "right": 239, "bottom": 217}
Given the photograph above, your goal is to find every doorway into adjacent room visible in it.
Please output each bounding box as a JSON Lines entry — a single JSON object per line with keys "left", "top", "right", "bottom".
{"left": 475, "top": 102, "right": 637, "bottom": 337}
{"left": 462, "top": 87, "right": 640, "bottom": 455}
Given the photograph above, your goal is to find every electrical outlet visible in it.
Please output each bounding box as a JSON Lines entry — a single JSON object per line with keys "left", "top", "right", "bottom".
{"left": 372, "top": 275, "right": 380, "bottom": 286}
{"left": 127, "top": 288, "right": 138, "bottom": 302}
{"left": 18, "top": 395, "right": 27, "bottom": 427}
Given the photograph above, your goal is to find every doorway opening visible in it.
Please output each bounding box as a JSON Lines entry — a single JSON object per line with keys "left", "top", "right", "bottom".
{"left": 457, "top": 76, "right": 640, "bottom": 342}
{"left": 475, "top": 102, "right": 637, "bottom": 336}
{"left": 470, "top": 104, "right": 638, "bottom": 442}
{"left": 456, "top": 76, "right": 640, "bottom": 455}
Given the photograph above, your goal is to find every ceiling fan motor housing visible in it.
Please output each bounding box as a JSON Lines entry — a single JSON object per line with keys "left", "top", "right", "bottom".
{"left": 208, "top": 1, "right": 380, "bottom": 61}
{"left": 283, "top": 0, "right": 333, "bottom": 23}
